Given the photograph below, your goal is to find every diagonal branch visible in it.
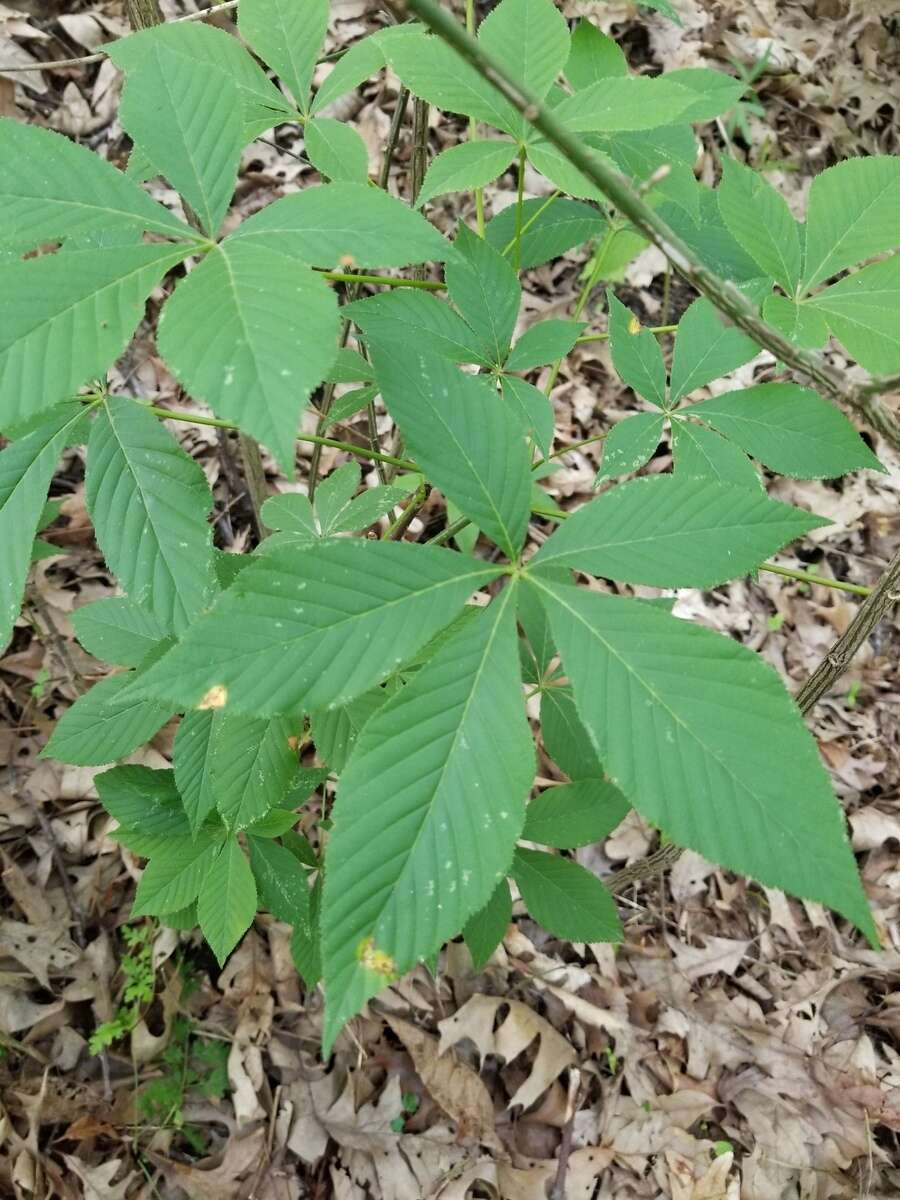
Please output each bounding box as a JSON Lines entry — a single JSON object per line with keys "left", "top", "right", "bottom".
{"left": 398, "top": 0, "right": 900, "bottom": 452}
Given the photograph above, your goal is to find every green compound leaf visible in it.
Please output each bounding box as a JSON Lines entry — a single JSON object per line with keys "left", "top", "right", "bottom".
{"left": 761, "top": 296, "right": 829, "bottom": 352}
{"left": 239, "top": 0, "right": 327, "bottom": 112}
{"left": 211, "top": 714, "right": 298, "bottom": 830}
{"left": 500, "top": 376, "right": 555, "bottom": 459}
{"left": 249, "top": 836, "right": 312, "bottom": 926}
{"left": 688, "top": 383, "right": 885, "bottom": 479}
{"left": 417, "top": 139, "right": 517, "bottom": 209}
{"left": 125, "top": 540, "right": 504, "bottom": 716}
{"left": 0, "top": 119, "right": 190, "bottom": 252}
{"left": 370, "top": 342, "right": 531, "bottom": 558}
{"left": 230, "top": 182, "right": 452, "bottom": 268}
{"left": 173, "top": 709, "right": 219, "bottom": 835}
{"left": 384, "top": 26, "right": 520, "bottom": 135}
{"left": 801, "top": 156, "right": 900, "bottom": 291}
{"left": 512, "top": 848, "right": 622, "bottom": 943}
{"left": 565, "top": 19, "right": 628, "bottom": 90}
{"left": 304, "top": 117, "right": 370, "bottom": 183}
{"left": 595, "top": 412, "right": 664, "bottom": 484}
{"left": 445, "top": 224, "right": 521, "bottom": 367}
{"left": 322, "top": 588, "right": 533, "bottom": 1053}
{"left": 157, "top": 239, "right": 339, "bottom": 474}
{"left": 132, "top": 831, "right": 221, "bottom": 917}
{"left": 346, "top": 290, "right": 491, "bottom": 367}
{"left": 607, "top": 292, "right": 667, "bottom": 409}
{"left": 118, "top": 42, "right": 243, "bottom": 237}
{"left": 71, "top": 597, "right": 167, "bottom": 668}
{"left": 478, "top": 0, "right": 569, "bottom": 137}
{"left": 668, "top": 297, "right": 759, "bottom": 405}
{"left": 541, "top": 685, "right": 603, "bottom": 780}
{"left": 533, "top": 474, "right": 827, "bottom": 587}
{"left": 0, "top": 243, "right": 188, "bottom": 432}
{"left": 506, "top": 320, "right": 585, "bottom": 371}
{"left": 106, "top": 21, "right": 294, "bottom": 142}
{"left": 530, "top": 579, "right": 876, "bottom": 942}
{"left": 86, "top": 397, "right": 217, "bottom": 635}
{"left": 42, "top": 668, "right": 173, "bottom": 767}
{"left": 463, "top": 878, "right": 512, "bottom": 971}
{"left": 0, "top": 403, "right": 88, "bottom": 653}
{"left": 716, "top": 159, "right": 801, "bottom": 294}
{"left": 197, "top": 838, "right": 257, "bottom": 964}
{"left": 807, "top": 255, "right": 900, "bottom": 374}
{"left": 484, "top": 197, "right": 605, "bottom": 270}
{"left": 553, "top": 76, "right": 694, "bottom": 133}
{"left": 671, "top": 418, "right": 761, "bottom": 491}
{"left": 522, "top": 780, "right": 630, "bottom": 848}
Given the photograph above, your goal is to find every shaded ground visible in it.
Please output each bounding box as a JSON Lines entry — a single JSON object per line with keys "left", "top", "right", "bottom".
{"left": 1, "top": 0, "right": 899, "bottom": 1196}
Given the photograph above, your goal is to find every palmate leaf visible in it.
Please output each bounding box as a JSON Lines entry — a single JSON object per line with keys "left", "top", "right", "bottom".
{"left": 311, "top": 687, "right": 389, "bottom": 773}
{"left": 229, "top": 182, "right": 452, "bottom": 268}
{"left": 239, "top": 0, "right": 327, "bottom": 113}
{"left": 527, "top": 577, "right": 876, "bottom": 941}
{"left": 0, "top": 119, "right": 190, "bottom": 252}
{"left": 249, "top": 837, "right": 312, "bottom": 926}
{"left": 197, "top": 838, "right": 258, "bottom": 963}
{"left": 322, "top": 588, "right": 534, "bottom": 1052}
{"left": 0, "top": 244, "right": 189, "bottom": 431}
{"left": 42, "top": 669, "right": 173, "bottom": 767}
{"left": 671, "top": 419, "right": 761, "bottom": 491}
{"left": 688, "top": 383, "right": 885, "bottom": 479}
{"left": 533, "top": 475, "right": 826, "bottom": 588}
{"left": 369, "top": 343, "right": 531, "bottom": 558}
{"left": 484, "top": 197, "right": 606, "bottom": 270}
{"left": 761, "top": 296, "right": 829, "bottom": 352}
{"left": 0, "top": 403, "right": 88, "bottom": 652}
{"left": 309, "top": 25, "right": 409, "bottom": 115}
{"left": 541, "top": 685, "right": 603, "bottom": 780}
{"left": 106, "top": 21, "right": 294, "bottom": 141}
{"left": 801, "top": 156, "right": 900, "bottom": 291}
{"left": 668, "top": 297, "right": 759, "bottom": 405}
{"left": 158, "top": 239, "right": 339, "bottom": 473}
{"left": 716, "top": 159, "right": 801, "bottom": 294}
{"left": 118, "top": 43, "right": 243, "bottom": 236}
{"left": 126, "top": 540, "right": 504, "bottom": 716}
{"left": 132, "top": 828, "right": 222, "bottom": 917}
{"left": 95, "top": 765, "right": 185, "bottom": 842}
{"left": 417, "top": 140, "right": 517, "bottom": 209}
{"left": 512, "top": 848, "right": 622, "bottom": 943}
{"left": 505, "top": 320, "right": 585, "bottom": 371}
{"left": 807, "top": 255, "right": 900, "bottom": 374}
{"left": 384, "top": 27, "right": 520, "bottom": 135}
{"left": 304, "top": 118, "right": 370, "bottom": 183}
{"left": 500, "top": 376, "right": 555, "bottom": 459}
{"left": 86, "top": 398, "right": 217, "bottom": 635}
{"left": 477, "top": 0, "right": 569, "bottom": 137}
{"left": 71, "top": 597, "right": 167, "bottom": 668}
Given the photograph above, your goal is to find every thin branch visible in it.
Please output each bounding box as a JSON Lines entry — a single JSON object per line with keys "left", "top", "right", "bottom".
{"left": 399, "top": 0, "right": 900, "bottom": 451}
{"left": 0, "top": 0, "right": 240, "bottom": 73}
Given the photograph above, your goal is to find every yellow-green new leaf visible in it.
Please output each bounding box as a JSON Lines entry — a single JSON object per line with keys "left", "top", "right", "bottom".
{"left": 124, "top": 540, "right": 504, "bottom": 717}
{"left": 0, "top": 244, "right": 189, "bottom": 431}
{"left": 528, "top": 578, "right": 876, "bottom": 942}
{"left": 322, "top": 590, "right": 534, "bottom": 1053}
{"left": 158, "top": 240, "right": 339, "bottom": 474}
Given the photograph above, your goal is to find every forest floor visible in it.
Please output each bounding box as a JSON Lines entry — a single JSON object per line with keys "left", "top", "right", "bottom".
{"left": 1, "top": 0, "right": 899, "bottom": 1197}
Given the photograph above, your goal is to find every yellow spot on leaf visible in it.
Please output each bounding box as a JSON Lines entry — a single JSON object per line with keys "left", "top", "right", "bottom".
{"left": 356, "top": 936, "right": 398, "bottom": 979}
{"left": 198, "top": 685, "right": 227, "bottom": 711}
{"left": 628, "top": 315, "right": 642, "bottom": 335}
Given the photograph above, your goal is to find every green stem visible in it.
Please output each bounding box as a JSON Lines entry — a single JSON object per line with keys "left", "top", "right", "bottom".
{"left": 501, "top": 191, "right": 559, "bottom": 258}
{"left": 543, "top": 228, "right": 612, "bottom": 396}
{"left": 576, "top": 323, "right": 677, "bottom": 345}
{"left": 320, "top": 271, "right": 443, "bottom": 290}
{"left": 513, "top": 144, "right": 527, "bottom": 272}
{"left": 758, "top": 563, "right": 872, "bottom": 597}
{"left": 465, "top": 0, "right": 485, "bottom": 236}
{"left": 402, "top": 0, "right": 900, "bottom": 451}
{"left": 146, "top": 405, "right": 419, "bottom": 472}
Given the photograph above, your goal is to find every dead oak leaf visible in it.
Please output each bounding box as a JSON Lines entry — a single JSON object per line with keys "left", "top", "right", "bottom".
{"left": 386, "top": 1015, "right": 502, "bottom": 1152}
